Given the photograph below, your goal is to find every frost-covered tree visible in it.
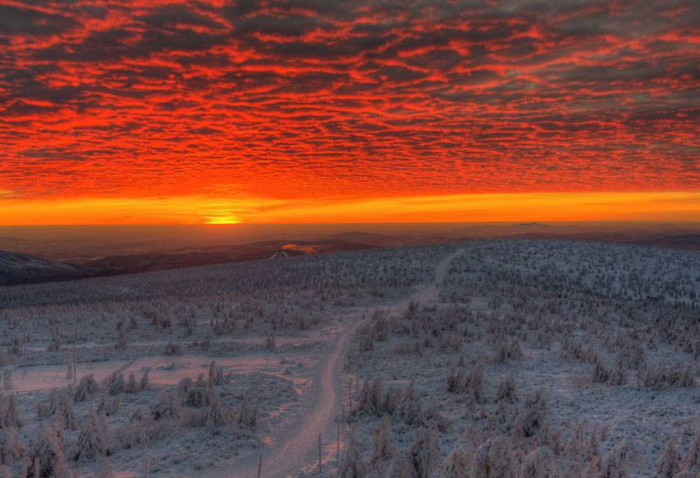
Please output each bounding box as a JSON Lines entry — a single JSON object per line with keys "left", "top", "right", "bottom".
{"left": 1, "top": 372, "right": 11, "bottom": 393}
{"left": 1, "top": 394, "right": 21, "bottom": 428}
{"left": 36, "top": 390, "right": 74, "bottom": 430}
{"left": 495, "top": 372, "right": 517, "bottom": 404}
{"left": 443, "top": 443, "right": 472, "bottom": 478}
{"left": 265, "top": 334, "right": 276, "bottom": 352}
{"left": 679, "top": 430, "right": 700, "bottom": 475}
{"left": 96, "top": 458, "right": 114, "bottom": 478}
{"left": 357, "top": 379, "right": 383, "bottom": 417}
{"left": 74, "top": 374, "right": 99, "bottom": 403}
{"left": 599, "top": 441, "right": 631, "bottom": 478}
{"left": 56, "top": 391, "right": 77, "bottom": 431}
{"left": 205, "top": 389, "right": 227, "bottom": 429}
{"left": 104, "top": 372, "right": 125, "bottom": 395}
{"left": 521, "top": 446, "right": 557, "bottom": 478}
{"left": 473, "top": 436, "right": 517, "bottom": 478}
{"left": 74, "top": 411, "right": 110, "bottom": 461}
{"left": 409, "top": 427, "right": 440, "bottom": 478}
{"left": 151, "top": 392, "right": 181, "bottom": 421}
{"left": 65, "top": 353, "right": 73, "bottom": 381}
{"left": 339, "top": 432, "right": 366, "bottom": 478}
{"left": 115, "top": 327, "right": 127, "bottom": 350}
{"left": 163, "top": 341, "right": 181, "bottom": 356}
{"left": 97, "top": 394, "right": 121, "bottom": 416}
{"left": 0, "top": 427, "right": 25, "bottom": 466}
{"left": 47, "top": 321, "right": 61, "bottom": 352}
{"left": 385, "top": 451, "right": 415, "bottom": 478}
{"left": 208, "top": 361, "right": 231, "bottom": 386}
{"left": 140, "top": 369, "right": 150, "bottom": 391}
{"left": 28, "top": 424, "right": 67, "bottom": 478}
{"left": 371, "top": 417, "right": 394, "bottom": 465}
{"left": 655, "top": 435, "right": 678, "bottom": 477}
{"left": 125, "top": 373, "right": 137, "bottom": 394}
{"left": 398, "top": 381, "right": 422, "bottom": 425}
{"left": 236, "top": 395, "right": 258, "bottom": 430}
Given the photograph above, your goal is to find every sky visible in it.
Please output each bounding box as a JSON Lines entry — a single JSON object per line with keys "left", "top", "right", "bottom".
{"left": 0, "top": 0, "right": 698, "bottom": 225}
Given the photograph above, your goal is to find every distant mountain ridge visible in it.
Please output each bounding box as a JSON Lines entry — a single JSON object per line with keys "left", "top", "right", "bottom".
{"left": 0, "top": 250, "right": 93, "bottom": 286}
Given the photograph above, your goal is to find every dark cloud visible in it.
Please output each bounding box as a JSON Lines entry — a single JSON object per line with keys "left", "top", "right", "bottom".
{"left": 0, "top": 4, "right": 76, "bottom": 36}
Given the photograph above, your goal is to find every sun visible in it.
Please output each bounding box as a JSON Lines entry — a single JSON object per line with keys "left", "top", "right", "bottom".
{"left": 204, "top": 211, "right": 241, "bottom": 225}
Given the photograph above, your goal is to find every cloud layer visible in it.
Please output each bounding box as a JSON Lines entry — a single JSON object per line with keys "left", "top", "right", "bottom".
{"left": 1, "top": 0, "right": 698, "bottom": 205}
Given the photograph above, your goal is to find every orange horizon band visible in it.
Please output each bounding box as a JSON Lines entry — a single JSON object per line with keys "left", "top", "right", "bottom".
{"left": 0, "top": 191, "right": 697, "bottom": 226}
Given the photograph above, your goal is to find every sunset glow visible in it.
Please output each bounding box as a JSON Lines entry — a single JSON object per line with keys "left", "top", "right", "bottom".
{"left": 0, "top": 0, "right": 698, "bottom": 224}
{"left": 0, "top": 192, "right": 697, "bottom": 226}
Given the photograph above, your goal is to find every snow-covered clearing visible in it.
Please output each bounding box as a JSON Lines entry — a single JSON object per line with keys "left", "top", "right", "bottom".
{"left": 0, "top": 242, "right": 698, "bottom": 477}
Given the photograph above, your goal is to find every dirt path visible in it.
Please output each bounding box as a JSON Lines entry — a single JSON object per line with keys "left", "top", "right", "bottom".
{"left": 203, "top": 249, "right": 463, "bottom": 478}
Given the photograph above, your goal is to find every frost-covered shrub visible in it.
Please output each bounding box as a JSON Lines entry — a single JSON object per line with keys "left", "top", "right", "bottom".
{"left": 1, "top": 372, "right": 11, "bottom": 393}
{"left": 538, "top": 423, "right": 563, "bottom": 456}
{"left": 606, "top": 364, "right": 627, "bottom": 386}
{"left": 208, "top": 361, "right": 231, "bottom": 385}
{"left": 513, "top": 390, "right": 547, "bottom": 439}
{"left": 496, "top": 372, "right": 517, "bottom": 404}
{"left": 152, "top": 392, "right": 182, "bottom": 421}
{"left": 179, "top": 377, "right": 203, "bottom": 408}
{"left": 521, "top": 446, "right": 556, "bottom": 478}
{"left": 140, "top": 369, "right": 150, "bottom": 391}
{"left": 36, "top": 390, "right": 75, "bottom": 429}
{"left": 493, "top": 339, "right": 524, "bottom": 364}
{"left": 97, "top": 394, "right": 121, "bottom": 416}
{"left": 443, "top": 443, "right": 473, "bottom": 478}
{"left": 265, "top": 333, "right": 276, "bottom": 352}
{"left": 74, "top": 374, "right": 99, "bottom": 402}
{"left": 74, "top": 411, "right": 110, "bottom": 461}
{"left": 614, "top": 342, "right": 646, "bottom": 371}
{"left": 163, "top": 341, "right": 182, "bottom": 356}
{"left": 47, "top": 321, "right": 61, "bottom": 352}
{"left": 397, "top": 381, "right": 422, "bottom": 426}
{"left": 591, "top": 356, "right": 611, "bottom": 384}
{"left": 447, "top": 359, "right": 484, "bottom": 403}
{"left": 679, "top": 431, "right": 700, "bottom": 475}
{"left": 237, "top": 395, "right": 258, "bottom": 430}
{"left": 97, "top": 458, "right": 115, "bottom": 478}
{"left": 357, "top": 379, "right": 383, "bottom": 417}
{"left": 0, "top": 394, "right": 21, "bottom": 428}
{"left": 386, "top": 451, "right": 415, "bottom": 478}
{"left": 409, "top": 427, "right": 440, "bottom": 478}
{"left": 655, "top": 435, "right": 678, "bottom": 477}
{"left": 641, "top": 362, "right": 695, "bottom": 390}
{"left": 104, "top": 372, "right": 125, "bottom": 395}
{"left": 125, "top": 373, "right": 138, "bottom": 393}
{"left": 599, "top": 441, "right": 631, "bottom": 478}
{"left": 204, "top": 389, "right": 227, "bottom": 429}
{"left": 562, "top": 339, "right": 597, "bottom": 364}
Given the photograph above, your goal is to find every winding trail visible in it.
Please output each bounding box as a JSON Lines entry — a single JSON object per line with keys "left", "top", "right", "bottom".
{"left": 209, "top": 249, "right": 463, "bottom": 478}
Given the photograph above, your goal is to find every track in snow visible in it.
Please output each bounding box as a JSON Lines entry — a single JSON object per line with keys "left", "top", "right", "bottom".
{"left": 202, "top": 249, "right": 463, "bottom": 478}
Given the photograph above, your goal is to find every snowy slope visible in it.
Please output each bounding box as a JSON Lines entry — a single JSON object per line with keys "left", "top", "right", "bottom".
{"left": 0, "top": 250, "right": 92, "bottom": 286}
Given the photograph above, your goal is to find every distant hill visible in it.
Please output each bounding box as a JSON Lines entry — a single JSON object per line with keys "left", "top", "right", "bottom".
{"left": 327, "top": 231, "right": 401, "bottom": 247}
{"left": 0, "top": 250, "right": 93, "bottom": 286}
{"left": 83, "top": 239, "right": 373, "bottom": 275}
{"left": 626, "top": 234, "right": 700, "bottom": 251}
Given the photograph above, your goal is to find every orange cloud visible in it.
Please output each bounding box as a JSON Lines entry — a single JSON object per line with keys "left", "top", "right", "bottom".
{"left": 0, "top": 1, "right": 697, "bottom": 223}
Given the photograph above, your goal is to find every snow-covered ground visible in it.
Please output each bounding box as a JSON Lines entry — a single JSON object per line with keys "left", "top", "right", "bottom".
{"left": 0, "top": 241, "right": 698, "bottom": 477}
